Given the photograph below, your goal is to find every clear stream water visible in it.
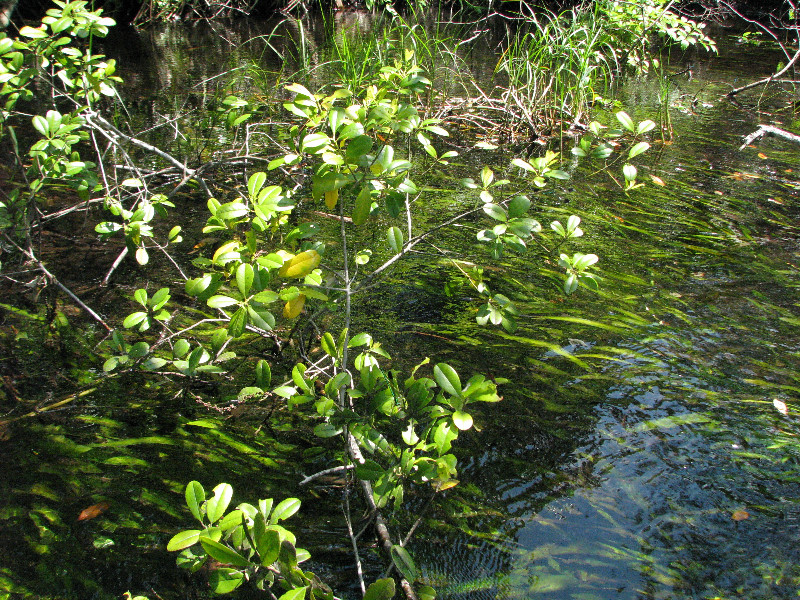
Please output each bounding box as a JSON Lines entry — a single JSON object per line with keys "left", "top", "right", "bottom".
{"left": 1, "top": 16, "right": 799, "bottom": 600}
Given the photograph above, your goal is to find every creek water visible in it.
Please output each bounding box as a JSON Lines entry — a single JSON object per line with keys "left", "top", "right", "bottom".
{"left": 1, "top": 14, "right": 799, "bottom": 600}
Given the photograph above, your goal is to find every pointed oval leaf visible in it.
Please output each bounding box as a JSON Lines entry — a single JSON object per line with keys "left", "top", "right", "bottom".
{"left": 186, "top": 274, "right": 212, "bottom": 297}
{"left": 508, "top": 195, "right": 531, "bottom": 218}
{"left": 207, "top": 295, "right": 239, "bottom": 309}
{"left": 511, "top": 158, "right": 534, "bottom": 171}
{"left": 277, "top": 588, "right": 308, "bottom": 600}
{"left": 133, "top": 288, "right": 148, "bottom": 307}
{"left": 206, "top": 483, "right": 233, "bottom": 524}
{"left": 199, "top": 537, "right": 250, "bottom": 567}
{"left": 228, "top": 307, "right": 248, "bottom": 338}
{"left": 256, "top": 527, "right": 281, "bottom": 566}
{"left": 283, "top": 295, "right": 305, "bottom": 319}
{"left": 628, "top": 141, "right": 650, "bottom": 159}
{"left": 353, "top": 186, "right": 372, "bottom": 226}
{"left": 483, "top": 204, "right": 506, "bottom": 222}
{"left": 390, "top": 545, "right": 418, "bottom": 582}
{"left": 270, "top": 498, "right": 301, "bottom": 523}
{"left": 185, "top": 481, "right": 205, "bottom": 522}
{"left": 123, "top": 312, "right": 147, "bottom": 329}
{"left": 637, "top": 119, "right": 656, "bottom": 135}
{"left": 434, "top": 363, "right": 462, "bottom": 397}
{"left": 616, "top": 111, "right": 635, "bottom": 132}
{"left": 236, "top": 263, "right": 254, "bottom": 297}
{"left": 387, "top": 226, "right": 403, "bottom": 253}
{"left": 248, "top": 172, "right": 267, "bottom": 199}
{"left": 320, "top": 332, "right": 337, "bottom": 358}
{"left": 167, "top": 529, "right": 201, "bottom": 551}
{"left": 255, "top": 359, "right": 272, "bottom": 388}
{"left": 279, "top": 250, "right": 321, "bottom": 279}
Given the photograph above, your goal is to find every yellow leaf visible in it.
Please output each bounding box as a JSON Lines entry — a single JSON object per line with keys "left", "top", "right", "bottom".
{"left": 649, "top": 175, "right": 666, "bottom": 186}
{"left": 283, "top": 294, "right": 306, "bottom": 319}
{"left": 436, "top": 479, "right": 459, "bottom": 491}
{"left": 324, "top": 189, "right": 338, "bottom": 210}
{"left": 278, "top": 250, "right": 321, "bottom": 278}
{"left": 758, "top": 152, "right": 767, "bottom": 159}
{"left": 732, "top": 509, "right": 749, "bottom": 521}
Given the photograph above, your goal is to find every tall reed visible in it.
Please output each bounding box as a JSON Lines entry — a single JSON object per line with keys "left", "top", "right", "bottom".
{"left": 494, "top": 6, "right": 619, "bottom": 139}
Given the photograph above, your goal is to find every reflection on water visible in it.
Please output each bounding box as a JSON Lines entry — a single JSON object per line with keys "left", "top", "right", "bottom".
{"left": 407, "top": 35, "right": 800, "bottom": 599}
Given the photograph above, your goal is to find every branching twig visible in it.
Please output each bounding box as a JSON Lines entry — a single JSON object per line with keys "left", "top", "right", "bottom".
{"left": 740, "top": 123, "right": 800, "bottom": 149}
{"left": 298, "top": 464, "right": 355, "bottom": 486}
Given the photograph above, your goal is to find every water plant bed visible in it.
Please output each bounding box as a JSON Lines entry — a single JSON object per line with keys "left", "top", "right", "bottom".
{"left": 1, "top": 3, "right": 799, "bottom": 600}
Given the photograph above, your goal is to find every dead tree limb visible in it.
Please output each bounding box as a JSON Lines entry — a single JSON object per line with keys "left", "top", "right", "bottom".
{"left": 740, "top": 124, "right": 800, "bottom": 150}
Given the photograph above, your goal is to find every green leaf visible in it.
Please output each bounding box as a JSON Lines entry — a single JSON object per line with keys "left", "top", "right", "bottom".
{"left": 511, "top": 158, "right": 534, "bottom": 171}
{"left": 637, "top": 119, "right": 656, "bottom": 134}
{"left": 199, "top": 537, "right": 250, "bottom": 567}
{"left": 483, "top": 204, "right": 506, "bottom": 222}
{"left": 387, "top": 226, "right": 403, "bottom": 253}
{"left": 320, "top": 332, "right": 337, "bottom": 358}
{"left": 255, "top": 526, "right": 280, "bottom": 566}
{"left": 208, "top": 568, "right": 245, "bottom": 594}
{"left": 173, "top": 339, "right": 191, "bottom": 359}
{"left": 301, "top": 133, "right": 330, "bottom": 153}
{"left": 622, "top": 164, "right": 638, "bottom": 182}
{"left": 480, "top": 166, "right": 494, "bottom": 187}
{"left": 228, "top": 307, "right": 248, "bottom": 338}
{"left": 185, "top": 481, "right": 205, "bottom": 522}
{"left": 270, "top": 497, "right": 301, "bottom": 523}
{"left": 508, "top": 195, "right": 531, "bottom": 218}
{"left": 418, "top": 585, "right": 436, "bottom": 600}
{"left": 185, "top": 275, "right": 212, "bottom": 296}
{"left": 452, "top": 410, "right": 473, "bottom": 431}
{"left": 236, "top": 263, "right": 254, "bottom": 297}
{"left": 206, "top": 483, "right": 233, "bottom": 524}
{"left": 255, "top": 359, "right": 271, "bottom": 388}
{"left": 167, "top": 529, "right": 201, "bottom": 551}
{"left": 616, "top": 111, "right": 635, "bottom": 132}
{"left": 628, "top": 141, "right": 650, "bottom": 159}
{"left": 122, "top": 312, "right": 147, "bottom": 329}
{"left": 20, "top": 26, "right": 48, "bottom": 39}
{"left": 433, "top": 363, "right": 462, "bottom": 397}
{"left": 207, "top": 295, "right": 239, "bottom": 309}
{"left": 364, "top": 578, "right": 396, "bottom": 600}
{"left": 348, "top": 332, "right": 372, "bottom": 347}
{"left": 149, "top": 287, "right": 170, "bottom": 310}
{"left": 286, "top": 82, "right": 314, "bottom": 97}
{"left": 314, "top": 423, "right": 343, "bottom": 438}
{"left": 356, "top": 459, "right": 384, "bottom": 481}
{"left": 215, "top": 202, "right": 249, "bottom": 221}
{"left": 32, "top": 115, "right": 49, "bottom": 137}
{"left": 248, "top": 172, "right": 266, "bottom": 199}
{"left": 133, "top": 289, "right": 147, "bottom": 307}
{"left": 277, "top": 588, "right": 308, "bottom": 600}
{"left": 353, "top": 186, "right": 372, "bottom": 226}
{"left": 390, "top": 545, "right": 418, "bottom": 582}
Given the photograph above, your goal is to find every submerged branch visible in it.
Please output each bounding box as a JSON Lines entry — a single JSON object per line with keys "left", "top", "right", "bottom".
{"left": 3, "top": 233, "right": 111, "bottom": 331}
{"left": 726, "top": 46, "right": 800, "bottom": 99}
{"left": 298, "top": 464, "right": 355, "bottom": 485}
{"left": 740, "top": 124, "right": 800, "bottom": 149}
